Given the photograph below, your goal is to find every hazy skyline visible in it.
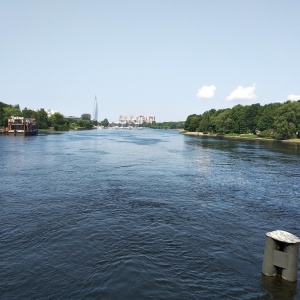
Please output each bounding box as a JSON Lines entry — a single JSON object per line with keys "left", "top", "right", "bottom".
{"left": 1, "top": 0, "right": 300, "bottom": 122}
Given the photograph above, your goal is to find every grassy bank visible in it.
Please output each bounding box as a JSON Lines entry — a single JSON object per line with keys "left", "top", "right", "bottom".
{"left": 181, "top": 131, "right": 300, "bottom": 144}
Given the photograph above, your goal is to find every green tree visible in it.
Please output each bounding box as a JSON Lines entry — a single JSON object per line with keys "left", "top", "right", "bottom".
{"left": 81, "top": 113, "right": 91, "bottom": 120}
{"left": 184, "top": 114, "right": 201, "bottom": 132}
{"left": 198, "top": 111, "right": 211, "bottom": 133}
{"left": 36, "top": 109, "right": 49, "bottom": 129}
{"left": 0, "top": 101, "right": 9, "bottom": 127}
{"left": 257, "top": 103, "right": 280, "bottom": 131}
{"left": 139, "top": 121, "right": 184, "bottom": 129}
{"left": 3, "top": 105, "right": 22, "bottom": 127}
{"left": 78, "top": 119, "right": 94, "bottom": 129}
{"left": 70, "top": 122, "right": 77, "bottom": 129}
{"left": 273, "top": 101, "right": 298, "bottom": 139}
{"left": 230, "top": 105, "right": 246, "bottom": 134}
{"left": 101, "top": 118, "right": 109, "bottom": 127}
{"left": 49, "top": 112, "right": 69, "bottom": 131}
{"left": 213, "top": 109, "right": 236, "bottom": 134}
{"left": 22, "top": 108, "right": 37, "bottom": 119}
{"left": 274, "top": 118, "right": 295, "bottom": 140}
{"left": 244, "top": 103, "right": 261, "bottom": 133}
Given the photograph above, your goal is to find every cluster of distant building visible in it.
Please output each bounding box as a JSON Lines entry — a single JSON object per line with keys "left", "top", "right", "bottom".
{"left": 31, "top": 107, "right": 156, "bottom": 125}
{"left": 94, "top": 94, "right": 156, "bottom": 125}
{"left": 119, "top": 115, "right": 155, "bottom": 125}
{"left": 30, "top": 98, "right": 155, "bottom": 124}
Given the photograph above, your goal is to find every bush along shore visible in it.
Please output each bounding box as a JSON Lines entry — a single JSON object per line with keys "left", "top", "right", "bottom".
{"left": 183, "top": 100, "right": 300, "bottom": 141}
{"left": 180, "top": 130, "right": 300, "bottom": 144}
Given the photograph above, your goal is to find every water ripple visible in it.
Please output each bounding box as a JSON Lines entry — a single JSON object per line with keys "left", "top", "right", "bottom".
{"left": 1, "top": 131, "right": 300, "bottom": 299}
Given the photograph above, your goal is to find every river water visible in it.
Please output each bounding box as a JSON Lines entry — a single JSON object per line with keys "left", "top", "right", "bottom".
{"left": 1, "top": 129, "right": 300, "bottom": 299}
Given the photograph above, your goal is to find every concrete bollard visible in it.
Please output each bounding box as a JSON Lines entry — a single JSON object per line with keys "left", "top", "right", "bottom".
{"left": 262, "top": 230, "right": 300, "bottom": 282}
{"left": 282, "top": 243, "right": 300, "bottom": 282}
{"left": 262, "top": 236, "right": 278, "bottom": 276}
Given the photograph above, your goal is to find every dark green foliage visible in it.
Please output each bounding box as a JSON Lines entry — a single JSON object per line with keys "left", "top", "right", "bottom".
{"left": 184, "top": 101, "right": 300, "bottom": 140}
{"left": 273, "top": 101, "right": 300, "bottom": 140}
{"left": 100, "top": 118, "right": 109, "bottom": 127}
{"left": 230, "top": 105, "right": 247, "bottom": 134}
{"left": 35, "top": 109, "right": 50, "bottom": 129}
{"left": 81, "top": 114, "right": 91, "bottom": 120}
{"left": 0, "top": 102, "right": 50, "bottom": 130}
{"left": 142, "top": 121, "right": 184, "bottom": 129}
{"left": 212, "top": 109, "right": 233, "bottom": 134}
{"left": 198, "top": 111, "right": 211, "bottom": 133}
{"left": 258, "top": 129, "right": 274, "bottom": 139}
{"left": 22, "top": 108, "right": 37, "bottom": 119}
{"left": 78, "top": 119, "right": 94, "bottom": 128}
{"left": 21, "top": 107, "right": 51, "bottom": 130}
{"left": 0, "top": 102, "right": 7, "bottom": 126}
{"left": 257, "top": 103, "right": 279, "bottom": 131}
{"left": 0, "top": 101, "right": 11, "bottom": 127}
{"left": 184, "top": 114, "right": 201, "bottom": 131}
{"left": 1, "top": 104, "right": 22, "bottom": 127}
{"left": 244, "top": 103, "right": 261, "bottom": 133}
{"left": 49, "top": 112, "right": 69, "bottom": 131}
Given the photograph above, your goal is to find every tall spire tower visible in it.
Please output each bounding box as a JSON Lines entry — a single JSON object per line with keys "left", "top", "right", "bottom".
{"left": 93, "top": 96, "right": 98, "bottom": 122}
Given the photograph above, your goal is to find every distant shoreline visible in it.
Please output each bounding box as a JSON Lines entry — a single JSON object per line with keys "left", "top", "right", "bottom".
{"left": 181, "top": 131, "right": 300, "bottom": 144}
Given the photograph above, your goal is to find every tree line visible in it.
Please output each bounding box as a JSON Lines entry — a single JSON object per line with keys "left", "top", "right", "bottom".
{"left": 0, "top": 101, "right": 109, "bottom": 131}
{"left": 139, "top": 121, "right": 185, "bottom": 129}
{"left": 184, "top": 100, "right": 300, "bottom": 140}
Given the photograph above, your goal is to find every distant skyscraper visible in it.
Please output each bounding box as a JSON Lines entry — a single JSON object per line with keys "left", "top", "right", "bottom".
{"left": 93, "top": 96, "right": 98, "bottom": 121}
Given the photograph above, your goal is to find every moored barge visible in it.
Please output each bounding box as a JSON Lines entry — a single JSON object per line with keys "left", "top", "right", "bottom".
{"left": 7, "top": 116, "right": 38, "bottom": 136}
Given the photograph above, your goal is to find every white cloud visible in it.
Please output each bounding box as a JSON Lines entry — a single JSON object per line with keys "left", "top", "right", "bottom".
{"left": 287, "top": 94, "right": 300, "bottom": 101}
{"left": 196, "top": 85, "right": 216, "bottom": 99}
{"left": 227, "top": 84, "right": 257, "bottom": 101}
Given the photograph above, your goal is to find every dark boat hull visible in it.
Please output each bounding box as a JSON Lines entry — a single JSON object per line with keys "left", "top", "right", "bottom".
{"left": 24, "top": 130, "right": 38, "bottom": 136}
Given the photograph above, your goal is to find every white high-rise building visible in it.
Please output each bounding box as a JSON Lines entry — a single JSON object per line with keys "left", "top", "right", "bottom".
{"left": 93, "top": 96, "right": 98, "bottom": 122}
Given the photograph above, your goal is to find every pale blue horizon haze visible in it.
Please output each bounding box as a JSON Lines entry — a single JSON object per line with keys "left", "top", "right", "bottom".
{"left": 1, "top": 0, "right": 299, "bottom": 122}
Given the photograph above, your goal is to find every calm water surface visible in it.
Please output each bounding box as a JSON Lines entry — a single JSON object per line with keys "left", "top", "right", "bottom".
{"left": 1, "top": 130, "right": 300, "bottom": 299}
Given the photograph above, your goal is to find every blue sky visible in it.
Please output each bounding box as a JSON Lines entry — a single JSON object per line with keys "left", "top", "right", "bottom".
{"left": 1, "top": 0, "right": 300, "bottom": 122}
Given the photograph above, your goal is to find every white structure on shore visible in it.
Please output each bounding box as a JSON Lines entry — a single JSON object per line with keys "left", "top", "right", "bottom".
{"left": 119, "top": 115, "right": 155, "bottom": 125}
{"left": 45, "top": 109, "right": 59, "bottom": 117}
{"left": 31, "top": 108, "right": 59, "bottom": 117}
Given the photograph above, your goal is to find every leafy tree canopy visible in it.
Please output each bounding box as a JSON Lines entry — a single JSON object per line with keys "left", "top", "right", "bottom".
{"left": 49, "top": 112, "right": 69, "bottom": 131}
{"left": 100, "top": 118, "right": 109, "bottom": 127}
{"left": 81, "top": 113, "right": 91, "bottom": 120}
{"left": 184, "top": 100, "right": 300, "bottom": 140}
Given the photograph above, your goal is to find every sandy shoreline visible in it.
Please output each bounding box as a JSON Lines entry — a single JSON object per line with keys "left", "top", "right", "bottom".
{"left": 181, "top": 131, "right": 300, "bottom": 144}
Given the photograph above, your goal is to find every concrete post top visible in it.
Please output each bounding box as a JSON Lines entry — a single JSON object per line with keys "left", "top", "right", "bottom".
{"left": 266, "top": 230, "right": 300, "bottom": 244}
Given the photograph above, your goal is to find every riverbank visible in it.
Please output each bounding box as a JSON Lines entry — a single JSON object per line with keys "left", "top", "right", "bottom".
{"left": 181, "top": 131, "right": 300, "bottom": 144}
